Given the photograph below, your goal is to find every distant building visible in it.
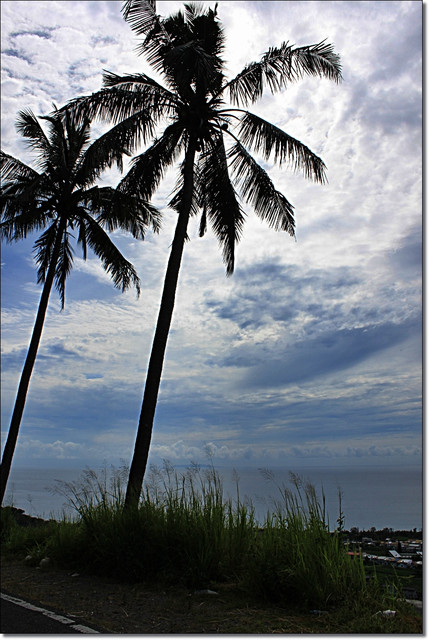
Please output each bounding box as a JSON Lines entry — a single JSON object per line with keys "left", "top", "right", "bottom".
{"left": 406, "top": 542, "right": 422, "bottom": 553}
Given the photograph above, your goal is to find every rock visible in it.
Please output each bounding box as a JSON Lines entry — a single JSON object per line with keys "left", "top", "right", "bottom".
{"left": 24, "top": 555, "right": 33, "bottom": 565}
{"left": 374, "top": 609, "right": 396, "bottom": 618}
{"left": 39, "top": 557, "right": 51, "bottom": 570}
{"left": 405, "top": 599, "right": 423, "bottom": 611}
{"left": 309, "top": 610, "right": 328, "bottom": 615}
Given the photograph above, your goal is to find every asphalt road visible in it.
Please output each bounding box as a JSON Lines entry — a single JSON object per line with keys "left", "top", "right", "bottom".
{"left": 0, "top": 592, "right": 106, "bottom": 634}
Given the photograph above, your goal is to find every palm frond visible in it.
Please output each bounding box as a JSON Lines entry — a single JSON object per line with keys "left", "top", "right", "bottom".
{"left": 184, "top": 3, "right": 225, "bottom": 58}
{"left": 198, "top": 204, "right": 207, "bottom": 237}
{"left": 80, "top": 213, "right": 141, "bottom": 295}
{"left": 33, "top": 221, "right": 61, "bottom": 287}
{"left": 55, "top": 229, "right": 74, "bottom": 308}
{"left": 198, "top": 134, "right": 245, "bottom": 275}
{"left": 289, "top": 40, "right": 342, "bottom": 83}
{"left": 162, "top": 41, "right": 222, "bottom": 98}
{"left": 122, "top": 0, "right": 157, "bottom": 34}
{"left": 77, "top": 215, "right": 88, "bottom": 261}
{"left": 1, "top": 153, "right": 54, "bottom": 240}
{"left": 238, "top": 111, "right": 327, "bottom": 183}
{"left": 15, "top": 109, "right": 51, "bottom": 162}
{"left": 81, "top": 186, "right": 162, "bottom": 237}
{"left": 62, "top": 110, "right": 92, "bottom": 171}
{"left": 0, "top": 204, "right": 54, "bottom": 242}
{"left": 1, "top": 173, "right": 54, "bottom": 214}
{"left": 102, "top": 70, "right": 177, "bottom": 102}
{"left": 228, "top": 141, "right": 295, "bottom": 235}
{"left": 74, "top": 129, "right": 130, "bottom": 188}
{"left": 1, "top": 151, "right": 40, "bottom": 183}
{"left": 183, "top": 3, "right": 205, "bottom": 21}
{"left": 119, "top": 121, "right": 185, "bottom": 200}
{"left": 168, "top": 157, "right": 200, "bottom": 221}
{"left": 62, "top": 79, "right": 175, "bottom": 131}
{"left": 139, "top": 7, "right": 221, "bottom": 94}
{"left": 73, "top": 91, "right": 177, "bottom": 189}
{"left": 143, "top": 6, "right": 193, "bottom": 69}
{"left": 142, "top": 5, "right": 225, "bottom": 97}
{"left": 225, "top": 40, "right": 342, "bottom": 106}
{"left": 142, "top": 8, "right": 190, "bottom": 83}
{"left": 38, "top": 112, "right": 70, "bottom": 175}
{"left": 123, "top": 0, "right": 173, "bottom": 67}
{"left": 73, "top": 115, "right": 147, "bottom": 189}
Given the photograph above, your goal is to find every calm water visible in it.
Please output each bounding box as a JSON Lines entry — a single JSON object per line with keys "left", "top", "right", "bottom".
{"left": 219, "top": 465, "right": 422, "bottom": 531}
{"left": 3, "top": 464, "right": 422, "bottom": 531}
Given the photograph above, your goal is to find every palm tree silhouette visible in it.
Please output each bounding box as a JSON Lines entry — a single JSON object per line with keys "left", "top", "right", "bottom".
{"left": 63, "top": 1, "right": 342, "bottom": 508}
{"left": 0, "top": 108, "right": 160, "bottom": 504}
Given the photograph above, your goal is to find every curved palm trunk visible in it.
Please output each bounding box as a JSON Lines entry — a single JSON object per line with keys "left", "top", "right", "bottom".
{"left": 0, "top": 218, "right": 66, "bottom": 505}
{"left": 124, "top": 142, "right": 197, "bottom": 510}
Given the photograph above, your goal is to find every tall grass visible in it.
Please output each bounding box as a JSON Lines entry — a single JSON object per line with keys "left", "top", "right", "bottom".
{"left": 3, "top": 463, "right": 371, "bottom": 607}
{"left": 49, "top": 461, "right": 256, "bottom": 586}
{"left": 245, "top": 472, "right": 366, "bottom": 605}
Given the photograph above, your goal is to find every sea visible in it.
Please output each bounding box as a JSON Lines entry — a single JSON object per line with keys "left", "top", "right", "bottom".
{"left": 3, "top": 464, "right": 422, "bottom": 532}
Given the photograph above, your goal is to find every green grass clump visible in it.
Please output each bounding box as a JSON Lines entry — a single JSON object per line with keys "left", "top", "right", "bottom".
{"left": 244, "top": 473, "right": 366, "bottom": 606}
{"left": 48, "top": 462, "right": 255, "bottom": 586}
{"left": 1, "top": 506, "right": 58, "bottom": 560}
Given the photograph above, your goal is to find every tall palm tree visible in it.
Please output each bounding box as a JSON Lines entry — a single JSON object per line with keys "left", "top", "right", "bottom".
{"left": 0, "top": 108, "right": 160, "bottom": 504}
{"left": 63, "top": 0, "right": 342, "bottom": 509}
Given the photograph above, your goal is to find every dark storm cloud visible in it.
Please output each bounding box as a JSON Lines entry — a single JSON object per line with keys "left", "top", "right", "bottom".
{"left": 368, "top": 5, "right": 422, "bottom": 85}
{"left": 205, "top": 260, "right": 360, "bottom": 330}
{"left": 40, "top": 342, "right": 80, "bottom": 360}
{"left": 387, "top": 231, "right": 422, "bottom": 275}
{"left": 153, "top": 372, "right": 421, "bottom": 455}
{"left": 2, "top": 28, "right": 56, "bottom": 67}
{"left": 90, "top": 35, "right": 118, "bottom": 47}
{"left": 10, "top": 28, "right": 55, "bottom": 40}
{"left": 336, "top": 4, "right": 421, "bottom": 137}
{"left": 1, "top": 342, "right": 83, "bottom": 379}
{"left": 339, "top": 77, "right": 421, "bottom": 137}
{"left": 366, "top": 86, "right": 421, "bottom": 134}
{"left": 2, "top": 49, "right": 33, "bottom": 65}
{"left": 1, "top": 347, "right": 29, "bottom": 372}
{"left": 15, "top": 380, "right": 140, "bottom": 440}
{"left": 241, "top": 316, "right": 420, "bottom": 388}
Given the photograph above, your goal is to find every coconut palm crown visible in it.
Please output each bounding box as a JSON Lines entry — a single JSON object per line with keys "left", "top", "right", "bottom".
{"left": 0, "top": 108, "right": 160, "bottom": 504}
{"left": 62, "top": 0, "right": 342, "bottom": 508}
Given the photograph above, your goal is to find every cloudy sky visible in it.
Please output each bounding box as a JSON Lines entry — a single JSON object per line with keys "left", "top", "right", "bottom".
{"left": 1, "top": 1, "right": 422, "bottom": 474}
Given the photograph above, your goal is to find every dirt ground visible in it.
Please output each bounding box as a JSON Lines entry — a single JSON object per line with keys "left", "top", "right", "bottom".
{"left": 1, "top": 555, "right": 324, "bottom": 634}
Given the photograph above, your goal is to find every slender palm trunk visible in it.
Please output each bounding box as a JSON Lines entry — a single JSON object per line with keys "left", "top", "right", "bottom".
{"left": 0, "top": 219, "right": 66, "bottom": 505}
{"left": 124, "top": 142, "right": 197, "bottom": 510}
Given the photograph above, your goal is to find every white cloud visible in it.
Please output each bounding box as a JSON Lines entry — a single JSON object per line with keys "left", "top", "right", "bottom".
{"left": 18, "top": 438, "right": 84, "bottom": 460}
